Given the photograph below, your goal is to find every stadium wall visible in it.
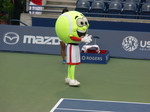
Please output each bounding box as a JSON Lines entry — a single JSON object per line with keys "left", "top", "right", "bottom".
{"left": 0, "top": 18, "right": 150, "bottom": 59}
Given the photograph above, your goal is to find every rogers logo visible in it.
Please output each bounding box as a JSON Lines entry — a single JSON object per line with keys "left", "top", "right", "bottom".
{"left": 3, "top": 32, "right": 19, "bottom": 45}
{"left": 122, "top": 36, "right": 138, "bottom": 52}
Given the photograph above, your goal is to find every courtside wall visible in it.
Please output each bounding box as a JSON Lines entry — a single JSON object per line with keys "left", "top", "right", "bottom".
{"left": 0, "top": 19, "right": 150, "bottom": 59}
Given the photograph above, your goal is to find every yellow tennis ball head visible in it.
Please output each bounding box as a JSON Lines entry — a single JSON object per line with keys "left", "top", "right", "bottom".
{"left": 55, "top": 11, "right": 89, "bottom": 43}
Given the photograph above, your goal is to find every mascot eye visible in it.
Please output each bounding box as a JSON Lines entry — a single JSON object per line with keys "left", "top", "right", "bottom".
{"left": 83, "top": 17, "right": 88, "bottom": 26}
{"left": 77, "top": 19, "right": 84, "bottom": 27}
{"left": 85, "top": 22, "right": 88, "bottom": 25}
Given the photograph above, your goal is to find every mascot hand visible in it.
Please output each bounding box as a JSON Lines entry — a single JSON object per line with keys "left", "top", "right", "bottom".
{"left": 81, "top": 34, "right": 92, "bottom": 43}
{"left": 87, "top": 35, "right": 92, "bottom": 42}
{"left": 86, "top": 35, "right": 92, "bottom": 44}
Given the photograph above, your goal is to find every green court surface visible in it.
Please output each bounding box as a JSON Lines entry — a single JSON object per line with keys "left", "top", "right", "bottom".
{"left": 0, "top": 51, "right": 150, "bottom": 112}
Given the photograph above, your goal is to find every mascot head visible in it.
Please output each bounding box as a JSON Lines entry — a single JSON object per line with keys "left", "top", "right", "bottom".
{"left": 55, "top": 11, "right": 89, "bottom": 43}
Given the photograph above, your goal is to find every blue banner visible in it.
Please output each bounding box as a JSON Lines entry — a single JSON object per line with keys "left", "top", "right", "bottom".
{"left": 88, "top": 29, "right": 150, "bottom": 59}
{"left": 0, "top": 25, "right": 150, "bottom": 59}
{"left": 0, "top": 25, "right": 61, "bottom": 54}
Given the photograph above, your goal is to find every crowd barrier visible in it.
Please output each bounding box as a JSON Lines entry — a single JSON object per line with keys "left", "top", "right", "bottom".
{"left": 0, "top": 25, "right": 150, "bottom": 59}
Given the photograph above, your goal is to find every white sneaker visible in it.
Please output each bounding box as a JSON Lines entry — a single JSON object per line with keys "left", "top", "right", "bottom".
{"left": 69, "top": 79, "right": 80, "bottom": 87}
{"left": 65, "top": 78, "right": 71, "bottom": 84}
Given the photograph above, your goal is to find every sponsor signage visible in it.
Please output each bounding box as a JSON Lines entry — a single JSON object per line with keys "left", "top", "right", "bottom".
{"left": 88, "top": 29, "right": 150, "bottom": 59}
{"left": 0, "top": 25, "right": 150, "bottom": 59}
{"left": 81, "top": 50, "right": 110, "bottom": 64}
{"left": 0, "top": 25, "right": 60, "bottom": 54}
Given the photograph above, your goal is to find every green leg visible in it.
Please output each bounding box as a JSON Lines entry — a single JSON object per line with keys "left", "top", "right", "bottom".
{"left": 67, "top": 65, "right": 71, "bottom": 78}
{"left": 67, "top": 65, "right": 76, "bottom": 80}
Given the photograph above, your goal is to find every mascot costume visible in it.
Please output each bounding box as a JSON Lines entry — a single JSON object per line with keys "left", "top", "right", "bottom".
{"left": 55, "top": 11, "right": 92, "bottom": 86}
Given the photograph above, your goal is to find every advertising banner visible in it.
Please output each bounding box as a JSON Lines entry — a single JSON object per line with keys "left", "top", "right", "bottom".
{"left": 0, "top": 25, "right": 150, "bottom": 59}
{"left": 0, "top": 25, "right": 61, "bottom": 54}
{"left": 88, "top": 29, "right": 150, "bottom": 59}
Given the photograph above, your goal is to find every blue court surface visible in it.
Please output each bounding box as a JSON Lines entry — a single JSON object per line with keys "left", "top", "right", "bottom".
{"left": 50, "top": 98, "right": 150, "bottom": 112}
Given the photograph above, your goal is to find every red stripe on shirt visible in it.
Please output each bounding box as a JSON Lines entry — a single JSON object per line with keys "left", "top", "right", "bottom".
{"left": 69, "top": 45, "right": 72, "bottom": 63}
{"left": 67, "top": 62, "right": 81, "bottom": 65}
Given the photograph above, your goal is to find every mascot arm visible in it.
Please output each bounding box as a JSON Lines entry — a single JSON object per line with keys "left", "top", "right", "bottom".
{"left": 70, "top": 36, "right": 81, "bottom": 41}
{"left": 70, "top": 35, "right": 92, "bottom": 43}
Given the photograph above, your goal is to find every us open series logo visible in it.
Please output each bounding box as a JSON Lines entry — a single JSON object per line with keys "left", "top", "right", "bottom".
{"left": 122, "top": 36, "right": 138, "bottom": 52}
{"left": 122, "top": 36, "right": 150, "bottom": 52}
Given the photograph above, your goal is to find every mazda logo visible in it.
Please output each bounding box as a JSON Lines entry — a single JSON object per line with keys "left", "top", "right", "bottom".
{"left": 3, "top": 32, "right": 19, "bottom": 45}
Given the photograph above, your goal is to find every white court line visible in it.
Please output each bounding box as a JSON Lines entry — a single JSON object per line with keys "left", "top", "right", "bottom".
{"left": 56, "top": 108, "right": 114, "bottom": 112}
{"left": 50, "top": 98, "right": 64, "bottom": 112}
{"left": 50, "top": 98, "right": 150, "bottom": 112}
{"left": 62, "top": 98, "right": 150, "bottom": 105}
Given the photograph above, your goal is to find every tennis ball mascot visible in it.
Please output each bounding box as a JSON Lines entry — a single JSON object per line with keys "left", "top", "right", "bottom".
{"left": 55, "top": 11, "right": 92, "bottom": 87}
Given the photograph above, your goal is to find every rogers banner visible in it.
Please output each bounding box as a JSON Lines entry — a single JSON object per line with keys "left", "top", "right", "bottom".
{"left": 0, "top": 25, "right": 150, "bottom": 59}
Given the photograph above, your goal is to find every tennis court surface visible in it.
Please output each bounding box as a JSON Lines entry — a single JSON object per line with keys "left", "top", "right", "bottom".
{"left": 1, "top": 52, "right": 150, "bottom": 112}
{"left": 50, "top": 98, "right": 150, "bottom": 112}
